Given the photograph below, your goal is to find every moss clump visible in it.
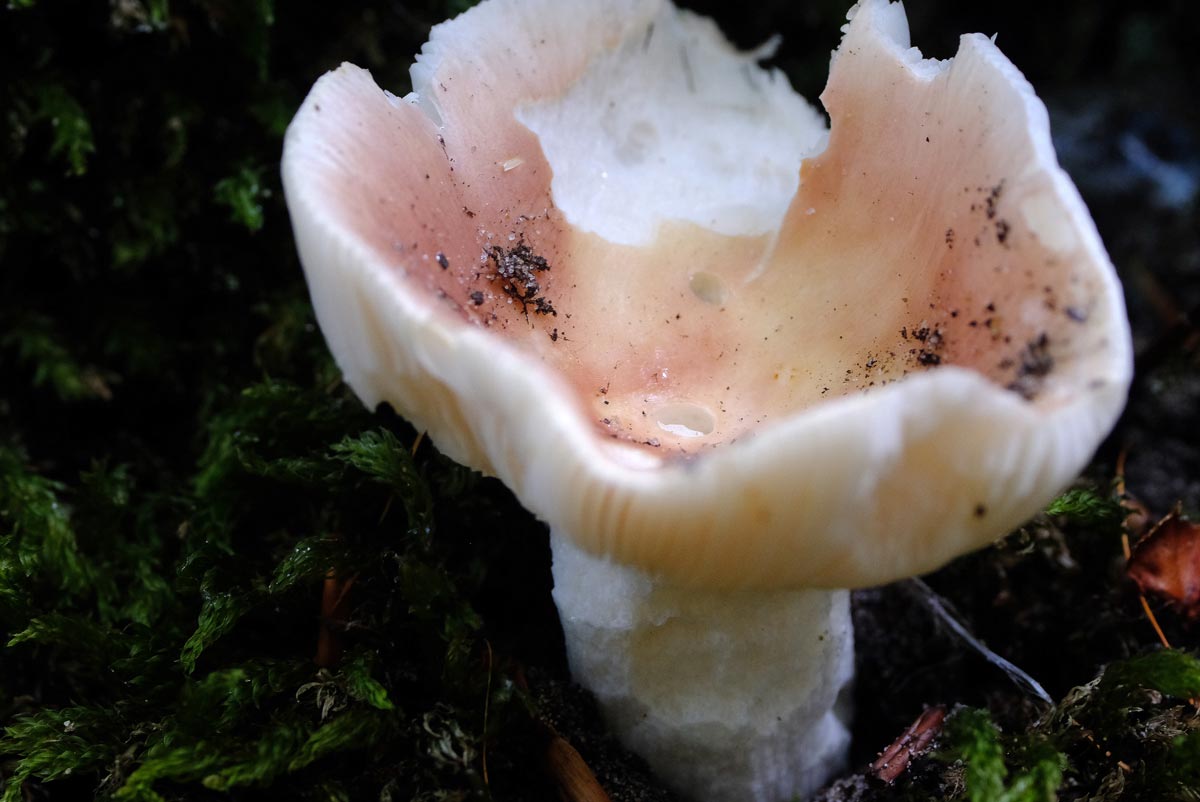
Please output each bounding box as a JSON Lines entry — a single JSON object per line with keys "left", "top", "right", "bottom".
{"left": 942, "top": 709, "right": 1064, "bottom": 802}
{"left": 0, "top": 376, "right": 551, "bottom": 801}
{"left": 0, "top": 2, "right": 580, "bottom": 800}
{"left": 1044, "top": 487, "right": 1126, "bottom": 531}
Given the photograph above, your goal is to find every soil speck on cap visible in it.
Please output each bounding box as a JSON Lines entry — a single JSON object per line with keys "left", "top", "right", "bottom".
{"left": 487, "top": 240, "right": 558, "bottom": 319}
{"left": 983, "top": 182, "right": 1004, "bottom": 220}
{"left": 1006, "top": 332, "right": 1054, "bottom": 400}
{"left": 909, "top": 326, "right": 946, "bottom": 367}
{"left": 995, "top": 219, "right": 1011, "bottom": 246}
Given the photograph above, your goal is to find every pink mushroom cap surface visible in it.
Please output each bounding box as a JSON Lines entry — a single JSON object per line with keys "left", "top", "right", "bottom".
{"left": 282, "top": 0, "right": 1133, "bottom": 592}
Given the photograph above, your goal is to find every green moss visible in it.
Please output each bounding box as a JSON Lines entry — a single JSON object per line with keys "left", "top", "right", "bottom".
{"left": 1, "top": 708, "right": 119, "bottom": 802}
{"left": 1044, "top": 486, "right": 1125, "bottom": 530}
{"left": 1, "top": 315, "right": 110, "bottom": 403}
{"left": 0, "top": 443, "right": 92, "bottom": 598}
{"left": 1098, "top": 650, "right": 1200, "bottom": 703}
{"left": 944, "top": 709, "right": 1064, "bottom": 802}
{"left": 29, "top": 84, "right": 94, "bottom": 176}
{"left": 1160, "top": 729, "right": 1200, "bottom": 793}
{"left": 214, "top": 166, "right": 270, "bottom": 233}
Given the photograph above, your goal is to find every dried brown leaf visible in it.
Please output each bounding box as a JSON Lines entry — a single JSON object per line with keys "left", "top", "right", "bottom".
{"left": 1128, "top": 508, "right": 1200, "bottom": 620}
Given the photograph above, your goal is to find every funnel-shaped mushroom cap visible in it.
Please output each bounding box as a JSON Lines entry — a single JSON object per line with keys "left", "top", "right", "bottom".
{"left": 283, "top": 0, "right": 1132, "bottom": 590}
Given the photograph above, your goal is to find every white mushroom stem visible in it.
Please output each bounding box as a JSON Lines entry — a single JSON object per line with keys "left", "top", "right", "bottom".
{"left": 551, "top": 532, "right": 854, "bottom": 802}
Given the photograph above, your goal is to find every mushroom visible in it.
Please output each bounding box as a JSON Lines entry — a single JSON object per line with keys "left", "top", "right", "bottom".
{"left": 281, "top": 1, "right": 1132, "bottom": 800}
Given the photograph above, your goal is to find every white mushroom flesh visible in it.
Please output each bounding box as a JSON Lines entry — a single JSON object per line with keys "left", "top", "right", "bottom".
{"left": 552, "top": 533, "right": 854, "bottom": 802}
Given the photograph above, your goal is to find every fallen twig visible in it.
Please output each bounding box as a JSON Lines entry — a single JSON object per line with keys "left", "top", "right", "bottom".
{"left": 544, "top": 733, "right": 613, "bottom": 802}
{"left": 870, "top": 705, "right": 946, "bottom": 784}
{"left": 314, "top": 568, "right": 356, "bottom": 668}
